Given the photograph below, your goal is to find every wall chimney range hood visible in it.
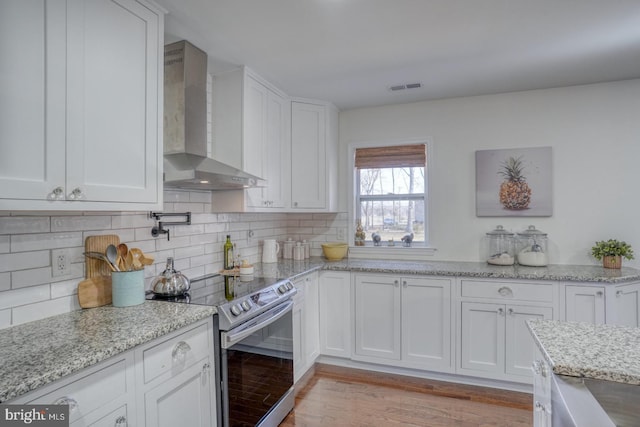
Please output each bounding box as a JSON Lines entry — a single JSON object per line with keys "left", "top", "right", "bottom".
{"left": 163, "top": 40, "right": 263, "bottom": 190}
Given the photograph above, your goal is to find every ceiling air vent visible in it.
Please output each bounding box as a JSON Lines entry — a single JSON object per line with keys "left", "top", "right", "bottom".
{"left": 389, "top": 82, "right": 422, "bottom": 91}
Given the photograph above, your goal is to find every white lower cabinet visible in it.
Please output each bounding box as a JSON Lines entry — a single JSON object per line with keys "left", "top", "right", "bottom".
{"left": 318, "top": 271, "right": 352, "bottom": 359}
{"left": 532, "top": 346, "right": 552, "bottom": 427}
{"left": 11, "top": 353, "right": 135, "bottom": 427}
{"left": 564, "top": 285, "right": 606, "bottom": 324}
{"left": 457, "top": 279, "right": 555, "bottom": 383}
{"left": 353, "top": 274, "right": 452, "bottom": 371}
{"left": 293, "top": 272, "right": 320, "bottom": 382}
{"left": 608, "top": 282, "right": 640, "bottom": 326}
{"left": 9, "top": 317, "right": 215, "bottom": 427}
{"left": 136, "top": 319, "right": 215, "bottom": 427}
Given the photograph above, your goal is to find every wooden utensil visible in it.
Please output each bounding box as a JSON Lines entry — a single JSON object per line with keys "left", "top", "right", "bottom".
{"left": 77, "top": 276, "right": 112, "bottom": 308}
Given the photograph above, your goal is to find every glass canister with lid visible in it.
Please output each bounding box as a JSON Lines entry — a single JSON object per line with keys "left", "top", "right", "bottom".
{"left": 485, "top": 225, "right": 515, "bottom": 265}
{"left": 516, "top": 225, "right": 548, "bottom": 266}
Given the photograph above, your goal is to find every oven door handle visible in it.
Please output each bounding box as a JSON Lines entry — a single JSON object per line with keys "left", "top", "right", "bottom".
{"left": 221, "top": 300, "right": 293, "bottom": 349}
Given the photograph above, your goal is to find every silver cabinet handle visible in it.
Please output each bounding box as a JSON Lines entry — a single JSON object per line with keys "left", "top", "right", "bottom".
{"left": 616, "top": 290, "right": 623, "bottom": 297}
{"left": 596, "top": 290, "right": 603, "bottom": 297}
{"left": 172, "top": 340, "right": 191, "bottom": 365}
{"left": 507, "top": 308, "right": 514, "bottom": 315}
{"left": 402, "top": 280, "right": 407, "bottom": 288}
{"left": 202, "top": 362, "right": 211, "bottom": 386}
{"left": 498, "top": 286, "right": 513, "bottom": 297}
{"left": 67, "top": 187, "right": 84, "bottom": 200}
{"left": 532, "top": 360, "right": 542, "bottom": 375}
{"left": 48, "top": 186, "right": 64, "bottom": 200}
{"left": 394, "top": 280, "right": 399, "bottom": 287}
{"left": 498, "top": 307, "right": 505, "bottom": 316}
{"left": 53, "top": 396, "right": 78, "bottom": 412}
{"left": 293, "top": 201, "right": 298, "bottom": 207}
{"left": 114, "top": 415, "right": 127, "bottom": 427}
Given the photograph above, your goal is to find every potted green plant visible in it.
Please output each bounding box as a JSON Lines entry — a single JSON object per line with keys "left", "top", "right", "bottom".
{"left": 591, "top": 239, "right": 634, "bottom": 269}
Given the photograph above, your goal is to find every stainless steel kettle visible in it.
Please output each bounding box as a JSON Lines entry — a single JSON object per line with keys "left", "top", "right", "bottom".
{"left": 151, "top": 257, "right": 190, "bottom": 296}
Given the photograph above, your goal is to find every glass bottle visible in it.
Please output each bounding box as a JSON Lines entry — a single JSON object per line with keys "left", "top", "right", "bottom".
{"left": 485, "top": 225, "right": 515, "bottom": 265}
{"left": 223, "top": 235, "right": 234, "bottom": 270}
{"left": 224, "top": 276, "right": 234, "bottom": 301}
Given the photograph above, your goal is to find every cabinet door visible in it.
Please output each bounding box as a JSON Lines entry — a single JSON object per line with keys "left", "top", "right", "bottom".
{"left": 318, "top": 271, "right": 352, "bottom": 358}
{"left": 0, "top": 1, "right": 66, "bottom": 202}
{"left": 304, "top": 273, "right": 320, "bottom": 366}
{"left": 402, "top": 277, "right": 451, "bottom": 370}
{"left": 292, "top": 291, "right": 304, "bottom": 382}
{"left": 354, "top": 274, "right": 401, "bottom": 360}
{"left": 460, "top": 302, "right": 504, "bottom": 375}
{"left": 66, "top": 0, "right": 161, "bottom": 203}
{"left": 505, "top": 305, "right": 553, "bottom": 377}
{"left": 565, "top": 285, "right": 605, "bottom": 324}
{"left": 609, "top": 283, "right": 640, "bottom": 327}
{"left": 291, "top": 102, "right": 326, "bottom": 209}
{"left": 144, "top": 359, "right": 213, "bottom": 427}
{"left": 263, "top": 90, "right": 291, "bottom": 208}
{"left": 244, "top": 76, "right": 268, "bottom": 207}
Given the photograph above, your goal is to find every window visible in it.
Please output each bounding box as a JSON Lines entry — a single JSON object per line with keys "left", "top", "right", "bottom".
{"left": 354, "top": 143, "right": 428, "bottom": 246}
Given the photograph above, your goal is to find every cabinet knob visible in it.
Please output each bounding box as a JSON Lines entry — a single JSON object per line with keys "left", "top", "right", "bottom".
{"left": 172, "top": 340, "right": 192, "bottom": 365}
{"left": 394, "top": 280, "right": 399, "bottom": 287}
{"left": 48, "top": 186, "right": 65, "bottom": 200}
{"left": 616, "top": 290, "right": 623, "bottom": 297}
{"left": 596, "top": 291, "right": 603, "bottom": 297}
{"left": 53, "top": 396, "right": 78, "bottom": 412}
{"left": 497, "top": 307, "right": 505, "bottom": 316}
{"left": 68, "top": 187, "right": 84, "bottom": 200}
{"left": 201, "top": 362, "right": 211, "bottom": 386}
{"left": 402, "top": 280, "right": 407, "bottom": 288}
{"left": 114, "top": 415, "right": 127, "bottom": 427}
{"left": 507, "top": 308, "right": 514, "bottom": 315}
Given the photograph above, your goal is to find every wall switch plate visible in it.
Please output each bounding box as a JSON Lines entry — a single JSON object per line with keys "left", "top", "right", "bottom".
{"left": 52, "top": 249, "right": 70, "bottom": 277}
{"left": 336, "top": 228, "right": 346, "bottom": 242}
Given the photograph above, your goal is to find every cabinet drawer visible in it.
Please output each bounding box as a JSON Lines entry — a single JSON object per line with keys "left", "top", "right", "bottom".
{"left": 143, "top": 322, "right": 210, "bottom": 384}
{"left": 461, "top": 280, "right": 554, "bottom": 302}
{"left": 27, "top": 357, "right": 129, "bottom": 424}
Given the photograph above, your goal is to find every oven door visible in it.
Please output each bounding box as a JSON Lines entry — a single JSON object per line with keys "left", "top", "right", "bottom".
{"left": 221, "top": 300, "right": 294, "bottom": 427}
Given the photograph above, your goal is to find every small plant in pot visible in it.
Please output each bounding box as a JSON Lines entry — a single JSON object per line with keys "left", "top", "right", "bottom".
{"left": 591, "top": 239, "right": 634, "bottom": 269}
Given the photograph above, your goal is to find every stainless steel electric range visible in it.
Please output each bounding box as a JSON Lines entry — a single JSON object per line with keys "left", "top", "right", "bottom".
{"left": 147, "top": 274, "right": 297, "bottom": 427}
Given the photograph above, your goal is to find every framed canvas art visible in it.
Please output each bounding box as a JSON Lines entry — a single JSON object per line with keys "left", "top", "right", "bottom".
{"left": 476, "top": 147, "right": 552, "bottom": 217}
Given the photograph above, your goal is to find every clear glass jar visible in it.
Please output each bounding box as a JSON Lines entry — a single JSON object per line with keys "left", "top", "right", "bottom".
{"left": 516, "top": 225, "right": 548, "bottom": 267}
{"left": 485, "top": 225, "right": 515, "bottom": 266}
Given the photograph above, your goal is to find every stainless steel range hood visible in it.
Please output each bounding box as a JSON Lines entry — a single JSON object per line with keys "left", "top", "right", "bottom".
{"left": 163, "top": 40, "right": 263, "bottom": 190}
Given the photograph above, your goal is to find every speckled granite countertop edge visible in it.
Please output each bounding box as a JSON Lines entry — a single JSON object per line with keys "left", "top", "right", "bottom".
{"left": 527, "top": 319, "right": 640, "bottom": 385}
{"left": 0, "top": 301, "right": 217, "bottom": 403}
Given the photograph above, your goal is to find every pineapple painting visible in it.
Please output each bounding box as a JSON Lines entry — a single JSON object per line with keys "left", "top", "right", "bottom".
{"left": 498, "top": 156, "right": 531, "bottom": 210}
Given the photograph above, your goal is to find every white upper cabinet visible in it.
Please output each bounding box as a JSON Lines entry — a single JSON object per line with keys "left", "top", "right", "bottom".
{"left": 211, "top": 67, "right": 291, "bottom": 212}
{"left": 291, "top": 99, "right": 339, "bottom": 211}
{"left": 0, "top": 0, "right": 164, "bottom": 211}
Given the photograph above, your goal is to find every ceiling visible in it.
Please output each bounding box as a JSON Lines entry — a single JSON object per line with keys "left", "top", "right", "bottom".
{"left": 154, "top": 0, "right": 640, "bottom": 110}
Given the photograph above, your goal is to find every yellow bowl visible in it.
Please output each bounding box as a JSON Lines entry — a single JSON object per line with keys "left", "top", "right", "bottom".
{"left": 321, "top": 242, "right": 349, "bottom": 261}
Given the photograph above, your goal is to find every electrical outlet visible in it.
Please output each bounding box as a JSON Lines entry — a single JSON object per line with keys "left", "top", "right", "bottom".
{"left": 52, "top": 249, "right": 70, "bottom": 277}
{"left": 247, "top": 230, "right": 255, "bottom": 244}
{"left": 336, "top": 228, "right": 346, "bottom": 242}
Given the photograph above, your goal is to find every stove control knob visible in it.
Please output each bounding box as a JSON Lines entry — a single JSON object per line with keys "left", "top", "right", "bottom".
{"left": 241, "top": 300, "right": 252, "bottom": 311}
{"left": 230, "top": 305, "right": 242, "bottom": 316}
{"left": 285, "top": 282, "right": 293, "bottom": 290}
{"left": 277, "top": 284, "right": 288, "bottom": 294}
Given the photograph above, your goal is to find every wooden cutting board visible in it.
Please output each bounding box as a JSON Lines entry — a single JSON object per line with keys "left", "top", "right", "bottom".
{"left": 79, "top": 235, "right": 120, "bottom": 308}
{"left": 78, "top": 276, "right": 112, "bottom": 308}
{"left": 84, "top": 234, "right": 120, "bottom": 278}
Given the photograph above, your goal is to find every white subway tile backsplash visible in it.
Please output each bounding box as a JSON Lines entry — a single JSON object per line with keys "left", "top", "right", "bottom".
{"left": 51, "top": 278, "right": 81, "bottom": 299}
{"left": 0, "top": 236, "right": 8, "bottom": 253}
{"left": 189, "top": 191, "right": 212, "bottom": 203}
{"left": 52, "top": 216, "right": 111, "bottom": 232}
{"left": 0, "top": 273, "right": 9, "bottom": 291}
{"left": 163, "top": 190, "right": 191, "bottom": 203}
{"left": 0, "top": 206, "right": 346, "bottom": 328}
{"left": 0, "top": 285, "right": 50, "bottom": 310}
{"left": 0, "top": 217, "right": 50, "bottom": 234}
{"left": 11, "top": 232, "right": 82, "bottom": 252}
{"left": 0, "top": 309, "right": 10, "bottom": 329}
{"left": 0, "top": 250, "right": 50, "bottom": 273}
{"left": 12, "top": 295, "right": 79, "bottom": 326}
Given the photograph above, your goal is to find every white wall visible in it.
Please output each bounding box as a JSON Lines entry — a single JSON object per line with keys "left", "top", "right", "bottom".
{"left": 339, "top": 79, "right": 640, "bottom": 267}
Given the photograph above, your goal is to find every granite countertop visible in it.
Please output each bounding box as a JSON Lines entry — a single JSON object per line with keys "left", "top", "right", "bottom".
{"left": 0, "top": 301, "right": 217, "bottom": 403}
{"left": 527, "top": 319, "right": 640, "bottom": 385}
{"left": 265, "top": 257, "right": 640, "bottom": 284}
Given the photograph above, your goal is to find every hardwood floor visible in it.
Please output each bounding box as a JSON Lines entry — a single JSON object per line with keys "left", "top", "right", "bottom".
{"left": 281, "top": 364, "right": 533, "bottom": 427}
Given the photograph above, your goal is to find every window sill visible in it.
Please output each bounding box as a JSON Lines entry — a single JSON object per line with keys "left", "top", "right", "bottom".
{"left": 348, "top": 245, "right": 437, "bottom": 261}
